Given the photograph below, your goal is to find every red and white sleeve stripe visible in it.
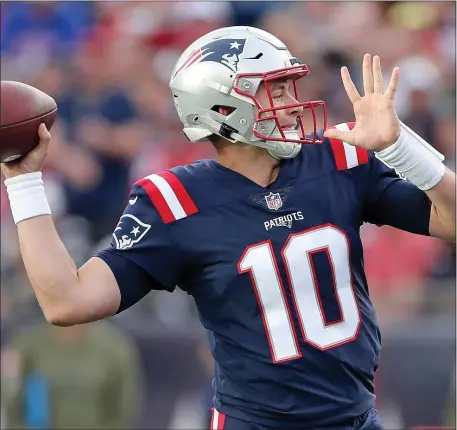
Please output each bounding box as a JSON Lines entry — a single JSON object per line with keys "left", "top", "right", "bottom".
{"left": 210, "top": 408, "right": 226, "bottom": 430}
{"left": 136, "top": 171, "right": 198, "bottom": 224}
{"left": 328, "top": 122, "right": 369, "bottom": 170}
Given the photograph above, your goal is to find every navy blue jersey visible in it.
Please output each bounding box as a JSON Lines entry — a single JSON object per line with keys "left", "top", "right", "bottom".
{"left": 96, "top": 129, "right": 431, "bottom": 428}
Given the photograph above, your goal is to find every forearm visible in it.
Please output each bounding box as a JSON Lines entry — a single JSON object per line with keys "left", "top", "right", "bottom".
{"left": 17, "top": 215, "right": 80, "bottom": 324}
{"left": 426, "top": 168, "right": 456, "bottom": 241}
{"left": 375, "top": 122, "right": 456, "bottom": 241}
{"left": 2, "top": 125, "right": 121, "bottom": 325}
{"left": 6, "top": 173, "right": 120, "bottom": 325}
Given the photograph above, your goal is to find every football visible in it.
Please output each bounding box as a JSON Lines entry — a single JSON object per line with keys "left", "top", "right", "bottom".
{"left": 0, "top": 81, "right": 57, "bottom": 163}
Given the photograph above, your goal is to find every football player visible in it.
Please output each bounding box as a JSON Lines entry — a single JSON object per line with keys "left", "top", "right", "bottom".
{"left": 2, "top": 27, "right": 455, "bottom": 430}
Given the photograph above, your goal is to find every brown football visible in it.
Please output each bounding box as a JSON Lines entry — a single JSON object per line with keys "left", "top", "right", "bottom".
{"left": 0, "top": 81, "right": 57, "bottom": 163}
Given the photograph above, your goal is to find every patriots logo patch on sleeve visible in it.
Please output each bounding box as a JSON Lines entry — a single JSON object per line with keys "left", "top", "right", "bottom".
{"left": 112, "top": 214, "right": 151, "bottom": 250}
{"left": 174, "top": 38, "right": 247, "bottom": 77}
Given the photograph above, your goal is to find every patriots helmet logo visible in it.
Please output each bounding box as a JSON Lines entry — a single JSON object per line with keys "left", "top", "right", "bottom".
{"left": 112, "top": 214, "right": 151, "bottom": 250}
{"left": 174, "top": 39, "right": 247, "bottom": 77}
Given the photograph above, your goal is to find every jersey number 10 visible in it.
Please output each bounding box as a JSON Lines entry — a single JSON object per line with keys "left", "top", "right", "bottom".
{"left": 238, "top": 225, "right": 361, "bottom": 363}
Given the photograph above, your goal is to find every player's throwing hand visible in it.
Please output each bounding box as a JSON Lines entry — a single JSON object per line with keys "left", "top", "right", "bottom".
{"left": 1, "top": 123, "right": 51, "bottom": 180}
{"left": 323, "top": 54, "right": 401, "bottom": 152}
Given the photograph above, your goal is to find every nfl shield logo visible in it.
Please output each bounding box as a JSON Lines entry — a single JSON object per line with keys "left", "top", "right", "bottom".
{"left": 265, "top": 192, "right": 283, "bottom": 210}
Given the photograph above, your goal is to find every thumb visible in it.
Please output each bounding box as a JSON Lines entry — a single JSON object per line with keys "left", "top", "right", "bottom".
{"left": 38, "top": 123, "right": 51, "bottom": 144}
{"left": 323, "top": 128, "right": 354, "bottom": 144}
{"left": 32, "top": 123, "right": 52, "bottom": 154}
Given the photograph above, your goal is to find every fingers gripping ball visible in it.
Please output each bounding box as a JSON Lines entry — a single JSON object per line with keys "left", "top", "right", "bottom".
{"left": 0, "top": 81, "right": 57, "bottom": 163}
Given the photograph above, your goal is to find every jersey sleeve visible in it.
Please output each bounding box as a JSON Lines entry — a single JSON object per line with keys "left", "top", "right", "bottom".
{"left": 95, "top": 183, "right": 186, "bottom": 313}
{"left": 362, "top": 152, "right": 432, "bottom": 235}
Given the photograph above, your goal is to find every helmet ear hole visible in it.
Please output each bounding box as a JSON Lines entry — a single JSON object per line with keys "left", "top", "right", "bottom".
{"left": 212, "top": 105, "right": 236, "bottom": 116}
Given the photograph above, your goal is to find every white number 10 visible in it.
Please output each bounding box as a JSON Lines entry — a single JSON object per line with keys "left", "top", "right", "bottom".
{"left": 238, "top": 225, "right": 361, "bottom": 363}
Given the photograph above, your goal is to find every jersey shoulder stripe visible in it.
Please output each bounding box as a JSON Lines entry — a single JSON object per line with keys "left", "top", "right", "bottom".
{"left": 136, "top": 170, "right": 198, "bottom": 224}
{"left": 328, "top": 122, "right": 369, "bottom": 170}
{"left": 210, "top": 408, "right": 226, "bottom": 430}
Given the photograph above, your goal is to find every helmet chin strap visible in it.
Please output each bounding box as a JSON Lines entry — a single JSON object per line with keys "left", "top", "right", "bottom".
{"left": 226, "top": 128, "right": 300, "bottom": 159}
{"left": 252, "top": 130, "right": 302, "bottom": 160}
{"left": 266, "top": 140, "right": 301, "bottom": 159}
{"left": 250, "top": 118, "right": 302, "bottom": 159}
{"left": 198, "top": 115, "right": 301, "bottom": 160}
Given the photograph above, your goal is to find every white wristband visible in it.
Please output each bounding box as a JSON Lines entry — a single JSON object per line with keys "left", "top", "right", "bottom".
{"left": 4, "top": 172, "right": 51, "bottom": 225}
{"left": 375, "top": 121, "right": 445, "bottom": 191}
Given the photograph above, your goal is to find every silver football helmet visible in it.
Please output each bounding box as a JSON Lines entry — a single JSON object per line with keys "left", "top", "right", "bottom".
{"left": 169, "top": 26, "right": 327, "bottom": 159}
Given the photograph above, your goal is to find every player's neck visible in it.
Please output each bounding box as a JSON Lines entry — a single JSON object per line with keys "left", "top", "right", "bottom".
{"left": 216, "top": 145, "right": 280, "bottom": 188}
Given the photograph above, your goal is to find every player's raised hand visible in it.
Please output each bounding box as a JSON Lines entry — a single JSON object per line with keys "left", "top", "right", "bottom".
{"left": 323, "top": 54, "right": 401, "bottom": 152}
{"left": 1, "top": 123, "right": 51, "bottom": 180}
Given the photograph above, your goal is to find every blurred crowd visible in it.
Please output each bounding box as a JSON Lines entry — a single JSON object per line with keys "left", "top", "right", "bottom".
{"left": 0, "top": 2, "right": 455, "bottom": 429}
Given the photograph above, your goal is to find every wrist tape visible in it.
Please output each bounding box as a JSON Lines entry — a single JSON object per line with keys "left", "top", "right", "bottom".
{"left": 4, "top": 172, "right": 51, "bottom": 225}
{"left": 375, "top": 121, "right": 445, "bottom": 190}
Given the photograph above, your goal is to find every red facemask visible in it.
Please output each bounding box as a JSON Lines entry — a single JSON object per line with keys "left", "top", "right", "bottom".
{"left": 234, "top": 64, "right": 327, "bottom": 144}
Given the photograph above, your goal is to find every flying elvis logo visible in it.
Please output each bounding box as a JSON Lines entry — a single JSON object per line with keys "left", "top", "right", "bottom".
{"left": 174, "top": 39, "right": 247, "bottom": 78}
{"left": 113, "top": 214, "right": 151, "bottom": 250}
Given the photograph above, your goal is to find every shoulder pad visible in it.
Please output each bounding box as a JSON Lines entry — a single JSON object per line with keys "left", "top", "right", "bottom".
{"left": 135, "top": 170, "right": 199, "bottom": 224}
{"left": 327, "top": 122, "right": 369, "bottom": 170}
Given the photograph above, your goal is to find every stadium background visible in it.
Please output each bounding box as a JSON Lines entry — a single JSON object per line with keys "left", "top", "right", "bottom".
{"left": 0, "top": 1, "right": 455, "bottom": 429}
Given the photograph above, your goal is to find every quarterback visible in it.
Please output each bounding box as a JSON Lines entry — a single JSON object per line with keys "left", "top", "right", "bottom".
{"left": 2, "top": 27, "right": 455, "bottom": 429}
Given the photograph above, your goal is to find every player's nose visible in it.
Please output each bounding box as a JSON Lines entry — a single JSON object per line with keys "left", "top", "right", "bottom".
{"left": 285, "top": 93, "right": 303, "bottom": 117}
{"left": 287, "top": 103, "right": 303, "bottom": 118}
